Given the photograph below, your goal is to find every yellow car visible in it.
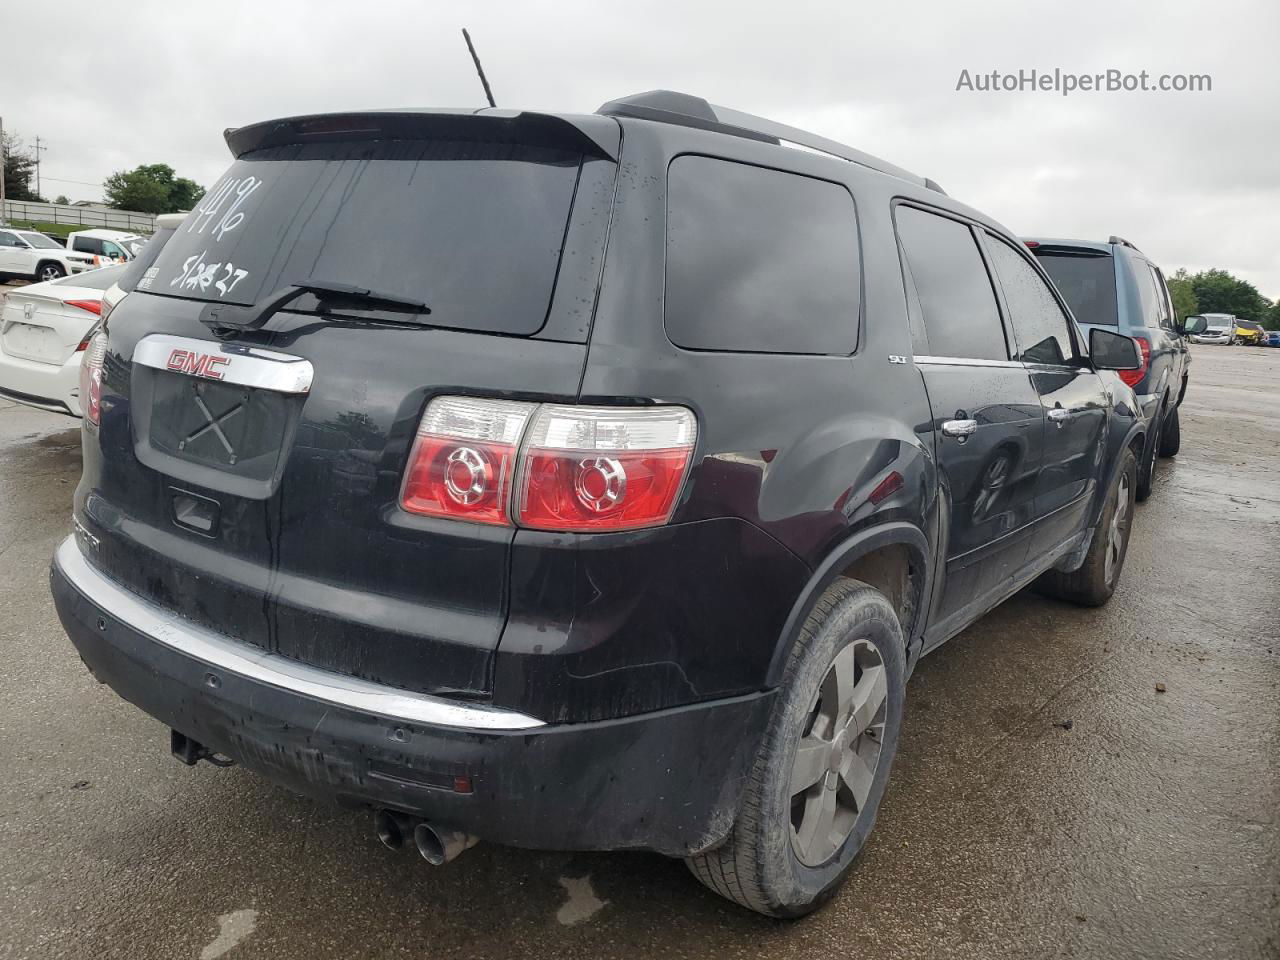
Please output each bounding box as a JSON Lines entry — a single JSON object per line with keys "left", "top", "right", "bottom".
{"left": 1234, "top": 321, "right": 1266, "bottom": 345}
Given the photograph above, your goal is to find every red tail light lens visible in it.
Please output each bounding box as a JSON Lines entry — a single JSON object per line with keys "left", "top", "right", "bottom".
{"left": 516, "top": 405, "right": 697, "bottom": 531}
{"left": 399, "top": 397, "right": 536, "bottom": 525}
{"left": 65, "top": 299, "right": 103, "bottom": 318}
{"left": 79, "top": 331, "right": 107, "bottom": 425}
{"left": 1118, "top": 336, "right": 1150, "bottom": 388}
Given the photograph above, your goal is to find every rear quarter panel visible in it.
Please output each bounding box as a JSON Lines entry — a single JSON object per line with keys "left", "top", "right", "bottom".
{"left": 505, "top": 123, "right": 939, "bottom": 719}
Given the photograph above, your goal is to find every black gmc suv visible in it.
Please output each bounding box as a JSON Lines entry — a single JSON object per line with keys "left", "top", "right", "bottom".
{"left": 51, "top": 91, "right": 1146, "bottom": 917}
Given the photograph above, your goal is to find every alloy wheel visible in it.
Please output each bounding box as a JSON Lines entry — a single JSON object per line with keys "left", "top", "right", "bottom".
{"left": 40, "top": 265, "right": 63, "bottom": 282}
{"left": 1104, "top": 472, "right": 1131, "bottom": 585}
{"left": 789, "top": 639, "right": 887, "bottom": 866}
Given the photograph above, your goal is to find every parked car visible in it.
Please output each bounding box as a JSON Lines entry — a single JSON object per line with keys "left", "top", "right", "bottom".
{"left": 0, "top": 265, "right": 124, "bottom": 415}
{"left": 0, "top": 215, "right": 185, "bottom": 416}
{"left": 0, "top": 227, "right": 97, "bottom": 283}
{"left": 1189, "top": 313, "right": 1237, "bottom": 344}
{"left": 1024, "top": 235, "right": 1203, "bottom": 501}
{"left": 1264, "top": 331, "right": 1280, "bottom": 347}
{"left": 50, "top": 92, "right": 1147, "bottom": 918}
{"left": 1233, "top": 319, "right": 1266, "bottom": 345}
{"left": 65, "top": 228, "right": 148, "bottom": 266}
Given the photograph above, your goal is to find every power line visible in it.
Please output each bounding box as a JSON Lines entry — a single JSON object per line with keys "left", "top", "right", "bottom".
{"left": 39, "top": 175, "right": 103, "bottom": 188}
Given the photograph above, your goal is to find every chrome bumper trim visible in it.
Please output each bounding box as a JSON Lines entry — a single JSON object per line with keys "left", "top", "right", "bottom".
{"left": 53, "top": 536, "right": 545, "bottom": 731}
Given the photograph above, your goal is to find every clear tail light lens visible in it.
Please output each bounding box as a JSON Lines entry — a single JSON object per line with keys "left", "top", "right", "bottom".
{"left": 399, "top": 396, "right": 536, "bottom": 525}
{"left": 516, "top": 405, "right": 697, "bottom": 531}
{"left": 79, "top": 330, "right": 107, "bottom": 425}
{"left": 1118, "top": 336, "right": 1150, "bottom": 388}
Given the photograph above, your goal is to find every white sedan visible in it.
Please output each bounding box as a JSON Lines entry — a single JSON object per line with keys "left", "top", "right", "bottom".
{"left": 0, "top": 265, "right": 125, "bottom": 417}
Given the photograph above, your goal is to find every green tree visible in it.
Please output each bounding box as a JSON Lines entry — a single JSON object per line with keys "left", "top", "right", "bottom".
{"left": 2, "top": 131, "right": 45, "bottom": 201}
{"left": 53, "top": 194, "right": 70, "bottom": 205}
{"left": 1188, "top": 268, "right": 1268, "bottom": 322}
{"left": 1268, "top": 300, "right": 1280, "bottom": 330}
{"left": 103, "top": 163, "right": 204, "bottom": 214}
{"left": 1166, "top": 268, "right": 1199, "bottom": 324}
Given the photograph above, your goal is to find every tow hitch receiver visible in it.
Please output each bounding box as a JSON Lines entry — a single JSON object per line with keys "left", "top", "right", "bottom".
{"left": 170, "top": 730, "right": 235, "bottom": 768}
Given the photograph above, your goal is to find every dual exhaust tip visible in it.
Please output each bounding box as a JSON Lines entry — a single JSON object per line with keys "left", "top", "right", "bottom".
{"left": 374, "top": 809, "right": 478, "bottom": 866}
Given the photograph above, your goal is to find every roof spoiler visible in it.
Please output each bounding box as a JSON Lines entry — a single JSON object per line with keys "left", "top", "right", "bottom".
{"left": 223, "top": 110, "right": 619, "bottom": 161}
{"left": 597, "top": 90, "right": 944, "bottom": 193}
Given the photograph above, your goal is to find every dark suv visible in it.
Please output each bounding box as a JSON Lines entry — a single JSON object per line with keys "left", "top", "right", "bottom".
{"left": 1024, "top": 236, "right": 1198, "bottom": 500}
{"left": 51, "top": 91, "right": 1146, "bottom": 918}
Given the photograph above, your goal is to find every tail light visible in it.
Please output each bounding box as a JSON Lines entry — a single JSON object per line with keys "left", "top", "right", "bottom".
{"left": 399, "top": 396, "right": 536, "bottom": 525}
{"left": 1118, "top": 336, "right": 1150, "bottom": 388}
{"left": 79, "top": 330, "right": 107, "bottom": 425}
{"left": 400, "top": 397, "right": 698, "bottom": 531}
{"left": 65, "top": 299, "right": 103, "bottom": 318}
{"left": 516, "top": 405, "right": 697, "bottom": 531}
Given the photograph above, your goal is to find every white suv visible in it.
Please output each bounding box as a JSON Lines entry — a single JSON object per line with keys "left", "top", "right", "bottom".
{"left": 0, "top": 228, "right": 95, "bottom": 283}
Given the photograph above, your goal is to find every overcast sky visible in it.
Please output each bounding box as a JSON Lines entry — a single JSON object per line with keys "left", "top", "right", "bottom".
{"left": 7, "top": 0, "right": 1277, "bottom": 296}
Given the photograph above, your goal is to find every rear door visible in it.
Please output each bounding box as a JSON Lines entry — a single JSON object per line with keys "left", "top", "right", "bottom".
{"left": 82, "top": 113, "right": 618, "bottom": 700}
{"left": 895, "top": 204, "right": 1045, "bottom": 639}
{"left": 0, "top": 230, "right": 26, "bottom": 272}
{"left": 982, "top": 233, "right": 1108, "bottom": 557}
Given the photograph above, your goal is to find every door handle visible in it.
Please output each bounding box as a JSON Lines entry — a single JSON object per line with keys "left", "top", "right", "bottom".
{"left": 1048, "top": 407, "right": 1073, "bottom": 424}
{"left": 941, "top": 418, "right": 978, "bottom": 439}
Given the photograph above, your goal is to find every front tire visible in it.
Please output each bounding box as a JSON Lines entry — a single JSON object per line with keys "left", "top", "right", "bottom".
{"left": 686, "top": 579, "right": 906, "bottom": 918}
{"left": 1158, "top": 405, "right": 1181, "bottom": 457}
{"left": 37, "top": 262, "right": 66, "bottom": 283}
{"left": 1036, "top": 446, "right": 1137, "bottom": 607}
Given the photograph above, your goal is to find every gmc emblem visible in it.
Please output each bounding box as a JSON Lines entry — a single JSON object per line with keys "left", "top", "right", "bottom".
{"left": 166, "top": 349, "right": 230, "bottom": 381}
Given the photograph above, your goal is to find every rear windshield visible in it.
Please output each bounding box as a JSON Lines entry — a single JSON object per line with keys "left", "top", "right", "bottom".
{"left": 145, "top": 139, "right": 584, "bottom": 336}
{"left": 1033, "top": 251, "right": 1117, "bottom": 326}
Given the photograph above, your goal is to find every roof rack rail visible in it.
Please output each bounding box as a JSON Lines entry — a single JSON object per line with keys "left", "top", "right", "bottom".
{"left": 597, "top": 90, "right": 944, "bottom": 194}
{"left": 1108, "top": 235, "right": 1143, "bottom": 253}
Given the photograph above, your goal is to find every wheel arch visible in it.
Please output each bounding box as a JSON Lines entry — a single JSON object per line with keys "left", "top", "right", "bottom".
{"left": 34, "top": 259, "right": 66, "bottom": 278}
{"left": 764, "top": 522, "right": 932, "bottom": 687}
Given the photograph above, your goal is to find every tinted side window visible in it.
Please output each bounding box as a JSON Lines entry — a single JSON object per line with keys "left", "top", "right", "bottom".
{"left": 985, "top": 236, "right": 1075, "bottom": 365}
{"left": 895, "top": 206, "right": 1006, "bottom": 361}
{"left": 666, "top": 156, "right": 860, "bottom": 354}
{"left": 1150, "top": 265, "right": 1174, "bottom": 329}
{"left": 1133, "top": 257, "right": 1163, "bottom": 328}
{"left": 73, "top": 237, "right": 104, "bottom": 255}
{"left": 0, "top": 231, "right": 21, "bottom": 248}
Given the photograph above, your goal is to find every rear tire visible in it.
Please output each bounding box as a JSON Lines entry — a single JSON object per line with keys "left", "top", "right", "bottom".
{"left": 1135, "top": 409, "right": 1162, "bottom": 502}
{"left": 1036, "top": 446, "right": 1137, "bottom": 607}
{"left": 1158, "top": 405, "right": 1181, "bottom": 457}
{"left": 686, "top": 579, "right": 906, "bottom": 918}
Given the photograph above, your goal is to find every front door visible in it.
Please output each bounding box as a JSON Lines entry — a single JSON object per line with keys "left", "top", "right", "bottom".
{"left": 982, "top": 232, "right": 1109, "bottom": 557}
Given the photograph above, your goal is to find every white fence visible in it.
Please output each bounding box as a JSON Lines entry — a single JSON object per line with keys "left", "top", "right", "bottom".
{"left": 1, "top": 199, "right": 156, "bottom": 233}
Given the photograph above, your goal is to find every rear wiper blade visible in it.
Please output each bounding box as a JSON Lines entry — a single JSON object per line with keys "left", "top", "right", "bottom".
{"left": 200, "top": 278, "right": 430, "bottom": 334}
{"left": 300, "top": 279, "right": 430, "bottom": 315}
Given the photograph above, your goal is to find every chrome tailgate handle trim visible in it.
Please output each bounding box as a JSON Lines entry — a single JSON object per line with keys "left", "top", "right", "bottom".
{"left": 53, "top": 536, "right": 544, "bottom": 731}
{"left": 133, "top": 334, "right": 314, "bottom": 395}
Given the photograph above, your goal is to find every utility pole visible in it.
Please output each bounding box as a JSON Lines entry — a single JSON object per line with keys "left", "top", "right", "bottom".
{"left": 33, "top": 136, "right": 46, "bottom": 199}
{"left": 0, "top": 116, "right": 7, "bottom": 217}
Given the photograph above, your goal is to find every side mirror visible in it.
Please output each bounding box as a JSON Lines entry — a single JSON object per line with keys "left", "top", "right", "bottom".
{"left": 1180, "top": 316, "right": 1208, "bottom": 336}
{"left": 1090, "top": 328, "right": 1140, "bottom": 370}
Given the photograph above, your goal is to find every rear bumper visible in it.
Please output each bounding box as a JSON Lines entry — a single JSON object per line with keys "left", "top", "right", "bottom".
{"left": 0, "top": 349, "right": 82, "bottom": 416}
{"left": 50, "top": 536, "right": 772, "bottom": 856}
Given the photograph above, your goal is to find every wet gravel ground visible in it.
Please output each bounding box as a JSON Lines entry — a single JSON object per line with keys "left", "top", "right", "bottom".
{"left": 0, "top": 340, "right": 1276, "bottom": 959}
